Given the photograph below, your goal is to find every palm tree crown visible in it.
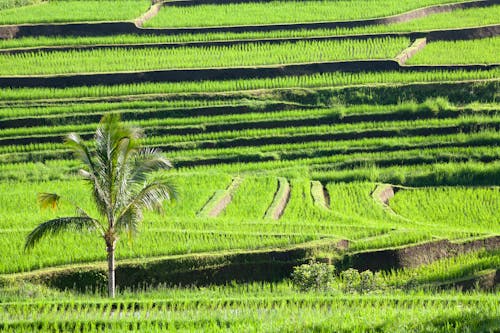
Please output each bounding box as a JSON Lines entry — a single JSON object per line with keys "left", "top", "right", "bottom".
{"left": 25, "top": 114, "right": 176, "bottom": 297}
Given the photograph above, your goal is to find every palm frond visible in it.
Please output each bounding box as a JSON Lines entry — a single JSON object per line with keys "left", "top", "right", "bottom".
{"left": 24, "top": 217, "right": 98, "bottom": 251}
{"left": 130, "top": 148, "right": 173, "bottom": 184}
{"left": 65, "top": 133, "right": 95, "bottom": 172}
{"left": 115, "top": 205, "right": 143, "bottom": 244}
{"left": 37, "top": 193, "right": 61, "bottom": 211}
{"left": 93, "top": 114, "right": 143, "bottom": 218}
{"left": 117, "top": 178, "right": 177, "bottom": 226}
{"left": 136, "top": 179, "right": 177, "bottom": 213}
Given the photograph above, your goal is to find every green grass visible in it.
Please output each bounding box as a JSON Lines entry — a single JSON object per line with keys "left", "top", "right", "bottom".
{"left": 0, "top": 288, "right": 498, "bottom": 332}
{"left": 2, "top": 111, "right": 498, "bottom": 152}
{"left": 0, "top": 0, "right": 42, "bottom": 11}
{"left": 0, "top": 38, "right": 408, "bottom": 75}
{"left": 220, "top": 176, "right": 277, "bottom": 219}
{"left": 144, "top": 0, "right": 465, "bottom": 27}
{"left": 3, "top": 4, "right": 500, "bottom": 49}
{"left": 0, "top": 70, "right": 498, "bottom": 101}
{"left": 407, "top": 37, "right": 500, "bottom": 65}
{"left": 0, "top": 0, "right": 151, "bottom": 24}
{"left": 390, "top": 186, "right": 500, "bottom": 231}
{"left": 0, "top": 99, "right": 255, "bottom": 119}
{"left": 0, "top": 175, "right": 392, "bottom": 273}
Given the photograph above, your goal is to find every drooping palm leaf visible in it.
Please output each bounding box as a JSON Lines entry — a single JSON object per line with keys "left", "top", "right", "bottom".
{"left": 24, "top": 217, "right": 99, "bottom": 251}
{"left": 37, "top": 192, "right": 61, "bottom": 211}
{"left": 116, "top": 178, "right": 177, "bottom": 232}
{"left": 64, "top": 132, "right": 95, "bottom": 172}
{"left": 130, "top": 148, "right": 173, "bottom": 184}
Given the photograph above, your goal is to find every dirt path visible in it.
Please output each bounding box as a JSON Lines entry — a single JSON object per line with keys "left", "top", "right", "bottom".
{"left": 396, "top": 38, "right": 427, "bottom": 65}
{"left": 134, "top": 3, "right": 163, "bottom": 27}
{"left": 198, "top": 177, "right": 243, "bottom": 217}
{"left": 264, "top": 177, "right": 290, "bottom": 220}
{"left": 311, "top": 180, "right": 330, "bottom": 210}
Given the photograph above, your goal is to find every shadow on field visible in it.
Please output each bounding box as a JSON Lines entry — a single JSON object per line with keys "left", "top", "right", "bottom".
{"left": 39, "top": 239, "right": 346, "bottom": 292}
{"left": 32, "top": 236, "right": 500, "bottom": 293}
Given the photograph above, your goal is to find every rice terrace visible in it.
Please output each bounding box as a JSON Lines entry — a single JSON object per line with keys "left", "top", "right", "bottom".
{"left": 0, "top": 0, "right": 499, "bottom": 331}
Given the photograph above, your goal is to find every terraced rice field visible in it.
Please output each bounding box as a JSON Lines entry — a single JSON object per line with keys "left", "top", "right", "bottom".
{"left": 0, "top": 38, "right": 409, "bottom": 75}
{"left": 0, "top": 0, "right": 499, "bottom": 331}
{"left": 144, "top": 0, "right": 468, "bottom": 27}
{"left": 0, "top": 0, "right": 151, "bottom": 24}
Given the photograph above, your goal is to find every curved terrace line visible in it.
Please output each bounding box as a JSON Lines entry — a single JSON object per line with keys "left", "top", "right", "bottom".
{"left": 0, "top": 79, "right": 495, "bottom": 109}
{"left": 197, "top": 177, "right": 243, "bottom": 217}
{"left": 5, "top": 135, "right": 500, "bottom": 167}
{"left": 4, "top": 111, "right": 500, "bottom": 146}
{"left": 0, "top": 0, "right": 497, "bottom": 39}
{"left": 1, "top": 238, "right": 341, "bottom": 280}
{"left": 0, "top": 59, "right": 497, "bottom": 88}
{"left": 3, "top": 24, "right": 499, "bottom": 55}
{"left": 263, "top": 177, "right": 291, "bottom": 220}
{"left": 3, "top": 104, "right": 488, "bottom": 136}
{"left": 3, "top": 119, "right": 500, "bottom": 148}
{"left": 0, "top": 102, "right": 304, "bottom": 128}
{"left": 343, "top": 235, "right": 500, "bottom": 271}
{"left": 311, "top": 181, "right": 330, "bottom": 210}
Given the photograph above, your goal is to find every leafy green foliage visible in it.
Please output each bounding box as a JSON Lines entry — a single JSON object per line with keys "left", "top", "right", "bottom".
{"left": 291, "top": 261, "right": 336, "bottom": 291}
{"left": 340, "top": 268, "right": 386, "bottom": 293}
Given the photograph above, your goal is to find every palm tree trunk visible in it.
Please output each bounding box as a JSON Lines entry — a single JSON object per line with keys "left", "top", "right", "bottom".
{"left": 106, "top": 242, "right": 116, "bottom": 298}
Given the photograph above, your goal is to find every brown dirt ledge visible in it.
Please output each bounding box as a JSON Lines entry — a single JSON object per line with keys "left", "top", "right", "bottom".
{"left": 264, "top": 177, "right": 291, "bottom": 220}
{"left": 340, "top": 235, "right": 500, "bottom": 271}
{"left": 1, "top": 238, "right": 348, "bottom": 290}
{"left": 434, "top": 269, "right": 500, "bottom": 291}
{"left": 197, "top": 177, "right": 243, "bottom": 217}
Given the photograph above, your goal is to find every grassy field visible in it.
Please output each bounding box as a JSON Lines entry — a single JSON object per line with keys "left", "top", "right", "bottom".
{"left": 407, "top": 37, "right": 500, "bottom": 65}
{"left": 1, "top": 69, "right": 498, "bottom": 101}
{"left": 0, "top": 38, "right": 409, "bottom": 75}
{"left": 0, "top": 0, "right": 499, "bottom": 331}
{"left": 0, "top": 0, "right": 151, "bottom": 24}
{"left": 144, "top": 0, "right": 465, "bottom": 27}
{"left": 0, "top": 288, "right": 498, "bottom": 332}
{"left": 1, "top": 4, "right": 499, "bottom": 49}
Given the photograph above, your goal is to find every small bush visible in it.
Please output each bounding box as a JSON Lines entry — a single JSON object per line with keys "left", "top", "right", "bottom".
{"left": 340, "top": 268, "right": 385, "bottom": 294}
{"left": 291, "top": 261, "right": 335, "bottom": 292}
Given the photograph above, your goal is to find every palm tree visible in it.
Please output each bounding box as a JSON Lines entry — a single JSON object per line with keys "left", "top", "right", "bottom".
{"left": 25, "top": 114, "right": 176, "bottom": 298}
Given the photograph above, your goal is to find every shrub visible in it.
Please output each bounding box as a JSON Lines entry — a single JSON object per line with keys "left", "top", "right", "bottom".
{"left": 291, "top": 260, "right": 335, "bottom": 292}
{"left": 340, "top": 268, "right": 385, "bottom": 294}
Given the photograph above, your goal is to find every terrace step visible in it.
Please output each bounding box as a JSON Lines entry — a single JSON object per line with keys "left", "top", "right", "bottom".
{"left": 0, "top": 102, "right": 305, "bottom": 127}
{"left": 263, "top": 177, "right": 290, "bottom": 220}
{"left": 396, "top": 38, "right": 427, "bottom": 65}
{"left": 1, "top": 25, "right": 498, "bottom": 55}
{"left": 310, "top": 181, "right": 330, "bottom": 210}
{"left": 4, "top": 238, "right": 347, "bottom": 289}
{"left": 0, "top": 110, "right": 471, "bottom": 142}
{"left": 197, "top": 177, "right": 243, "bottom": 217}
{"left": 0, "top": 59, "right": 497, "bottom": 88}
{"left": 1, "top": 0, "right": 497, "bottom": 38}
{"left": 434, "top": 269, "right": 499, "bottom": 291}
{"left": 340, "top": 235, "right": 500, "bottom": 271}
